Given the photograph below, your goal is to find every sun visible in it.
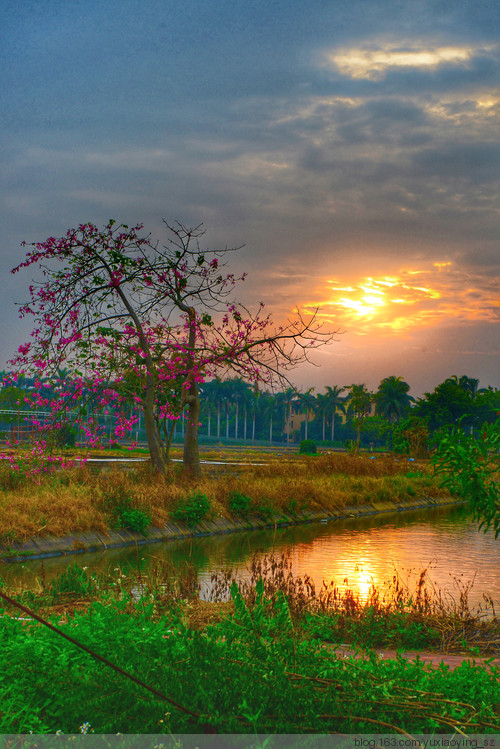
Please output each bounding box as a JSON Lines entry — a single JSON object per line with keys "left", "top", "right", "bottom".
{"left": 334, "top": 278, "right": 389, "bottom": 319}
{"left": 307, "top": 268, "right": 449, "bottom": 334}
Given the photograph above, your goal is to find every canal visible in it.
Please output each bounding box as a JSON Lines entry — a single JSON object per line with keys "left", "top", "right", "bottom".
{"left": 1, "top": 504, "right": 498, "bottom": 613}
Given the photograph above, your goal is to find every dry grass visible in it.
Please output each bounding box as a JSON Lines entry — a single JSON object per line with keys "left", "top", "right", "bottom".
{"left": 0, "top": 451, "right": 452, "bottom": 544}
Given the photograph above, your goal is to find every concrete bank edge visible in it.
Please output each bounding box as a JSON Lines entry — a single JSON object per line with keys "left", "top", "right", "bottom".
{"left": 0, "top": 495, "right": 463, "bottom": 563}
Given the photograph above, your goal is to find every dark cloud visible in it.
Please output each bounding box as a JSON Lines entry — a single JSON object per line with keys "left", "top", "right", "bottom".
{"left": 412, "top": 143, "right": 500, "bottom": 183}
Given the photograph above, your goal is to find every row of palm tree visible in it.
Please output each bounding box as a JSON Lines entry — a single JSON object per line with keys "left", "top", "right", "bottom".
{"left": 195, "top": 376, "right": 414, "bottom": 444}
{"left": 0, "top": 370, "right": 416, "bottom": 446}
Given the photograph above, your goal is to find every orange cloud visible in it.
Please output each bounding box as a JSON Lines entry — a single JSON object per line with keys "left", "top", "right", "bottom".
{"left": 304, "top": 262, "right": 500, "bottom": 336}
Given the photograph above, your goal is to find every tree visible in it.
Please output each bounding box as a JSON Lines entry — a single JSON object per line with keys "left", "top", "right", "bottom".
{"left": 345, "top": 383, "right": 373, "bottom": 452}
{"left": 374, "top": 376, "right": 414, "bottom": 423}
{"left": 414, "top": 377, "right": 476, "bottom": 432}
{"left": 12, "top": 220, "right": 337, "bottom": 476}
{"left": 432, "top": 419, "right": 500, "bottom": 537}
{"left": 299, "top": 387, "right": 315, "bottom": 441}
{"left": 317, "top": 385, "right": 346, "bottom": 443}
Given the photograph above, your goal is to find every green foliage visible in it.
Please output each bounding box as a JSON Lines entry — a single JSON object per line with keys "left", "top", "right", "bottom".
{"left": 392, "top": 415, "right": 429, "bottom": 457}
{"left": 414, "top": 376, "right": 476, "bottom": 432}
{"left": 302, "top": 607, "right": 438, "bottom": 650}
{"left": 0, "top": 583, "right": 498, "bottom": 734}
{"left": 47, "top": 562, "right": 100, "bottom": 597}
{"left": 375, "top": 375, "right": 414, "bottom": 422}
{"left": 115, "top": 499, "right": 152, "bottom": 534}
{"left": 172, "top": 491, "right": 210, "bottom": 526}
{"left": 299, "top": 439, "right": 317, "bottom": 454}
{"left": 432, "top": 419, "right": 500, "bottom": 537}
{"left": 228, "top": 490, "right": 252, "bottom": 517}
{"left": 254, "top": 498, "right": 276, "bottom": 521}
{"left": 46, "top": 423, "right": 77, "bottom": 448}
{"left": 360, "top": 414, "right": 393, "bottom": 447}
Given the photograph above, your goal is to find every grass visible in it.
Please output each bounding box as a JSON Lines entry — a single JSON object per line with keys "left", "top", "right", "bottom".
{"left": 0, "top": 555, "right": 498, "bottom": 735}
{"left": 0, "top": 451, "right": 453, "bottom": 544}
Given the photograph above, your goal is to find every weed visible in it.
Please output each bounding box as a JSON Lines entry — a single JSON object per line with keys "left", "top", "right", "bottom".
{"left": 0, "top": 575, "right": 498, "bottom": 734}
{"left": 172, "top": 491, "right": 210, "bottom": 526}
{"left": 46, "top": 562, "right": 100, "bottom": 597}
{"left": 228, "top": 490, "right": 252, "bottom": 518}
{"left": 115, "top": 500, "right": 152, "bottom": 534}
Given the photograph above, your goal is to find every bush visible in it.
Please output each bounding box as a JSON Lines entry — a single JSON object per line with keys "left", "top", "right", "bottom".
{"left": 172, "top": 491, "right": 210, "bottom": 526}
{"left": 299, "top": 439, "right": 317, "bottom": 455}
{"left": 228, "top": 491, "right": 252, "bottom": 518}
{"left": 114, "top": 497, "right": 152, "bottom": 534}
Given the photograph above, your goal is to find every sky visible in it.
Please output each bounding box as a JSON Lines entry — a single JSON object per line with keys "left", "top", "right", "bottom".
{"left": 1, "top": 0, "right": 499, "bottom": 398}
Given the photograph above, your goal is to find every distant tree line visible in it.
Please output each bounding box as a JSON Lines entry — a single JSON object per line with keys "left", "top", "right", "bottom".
{"left": 1, "top": 370, "right": 498, "bottom": 456}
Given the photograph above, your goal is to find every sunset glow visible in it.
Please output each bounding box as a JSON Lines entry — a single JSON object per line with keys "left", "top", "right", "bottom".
{"left": 304, "top": 262, "right": 500, "bottom": 336}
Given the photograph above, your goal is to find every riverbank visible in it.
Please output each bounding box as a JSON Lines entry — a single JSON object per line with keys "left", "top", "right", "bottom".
{"left": 1, "top": 559, "right": 498, "bottom": 735}
{"left": 1, "top": 492, "right": 461, "bottom": 562}
{"left": 0, "top": 451, "right": 456, "bottom": 562}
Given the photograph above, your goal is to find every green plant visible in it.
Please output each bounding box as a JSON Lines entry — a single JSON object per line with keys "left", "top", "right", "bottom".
{"left": 432, "top": 418, "right": 500, "bottom": 537}
{"left": 228, "top": 490, "right": 252, "bottom": 518}
{"left": 172, "top": 491, "right": 210, "bottom": 526}
{"left": 47, "top": 563, "right": 99, "bottom": 597}
{"left": 255, "top": 499, "right": 276, "bottom": 521}
{"left": 116, "top": 504, "right": 152, "bottom": 534}
{"left": 299, "top": 439, "right": 317, "bottom": 455}
{"left": 46, "top": 423, "right": 77, "bottom": 448}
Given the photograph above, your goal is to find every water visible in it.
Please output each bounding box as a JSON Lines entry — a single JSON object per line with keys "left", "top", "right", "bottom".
{"left": 1, "top": 504, "right": 499, "bottom": 612}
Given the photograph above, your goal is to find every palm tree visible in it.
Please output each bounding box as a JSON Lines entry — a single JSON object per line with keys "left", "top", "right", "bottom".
{"left": 457, "top": 375, "right": 485, "bottom": 399}
{"left": 299, "top": 387, "right": 315, "bottom": 441}
{"left": 259, "top": 391, "right": 277, "bottom": 444}
{"left": 325, "top": 385, "right": 346, "bottom": 443}
{"left": 375, "top": 376, "right": 414, "bottom": 423}
{"left": 346, "top": 383, "right": 373, "bottom": 452}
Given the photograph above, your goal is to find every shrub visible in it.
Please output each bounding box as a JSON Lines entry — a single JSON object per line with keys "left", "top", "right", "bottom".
{"left": 113, "top": 496, "right": 151, "bottom": 534}
{"left": 299, "top": 439, "right": 317, "bottom": 455}
{"left": 228, "top": 491, "right": 252, "bottom": 518}
{"left": 172, "top": 491, "right": 210, "bottom": 526}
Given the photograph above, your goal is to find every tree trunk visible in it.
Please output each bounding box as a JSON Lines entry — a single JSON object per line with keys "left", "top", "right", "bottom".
{"left": 207, "top": 407, "right": 211, "bottom": 438}
{"left": 235, "top": 402, "right": 239, "bottom": 440}
{"left": 331, "top": 411, "right": 335, "bottom": 443}
{"left": 322, "top": 413, "right": 325, "bottom": 443}
{"left": 143, "top": 384, "right": 165, "bottom": 474}
{"left": 217, "top": 403, "right": 220, "bottom": 439}
{"left": 183, "top": 380, "right": 201, "bottom": 477}
{"left": 269, "top": 413, "right": 273, "bottom": 444}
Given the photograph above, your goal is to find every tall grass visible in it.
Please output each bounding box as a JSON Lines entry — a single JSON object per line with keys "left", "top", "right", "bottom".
{"left": 0, "top": 453, "right": 452, "bottom": 543}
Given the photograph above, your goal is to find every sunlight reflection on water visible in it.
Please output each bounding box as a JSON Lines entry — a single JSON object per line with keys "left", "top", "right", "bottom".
{"left": 2, "top": 504, "right": 498, "bottom": 612}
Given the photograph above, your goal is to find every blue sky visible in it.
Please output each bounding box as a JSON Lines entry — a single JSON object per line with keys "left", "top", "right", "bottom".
{"left": 2, "top": 0, "right": 499, "bottom": 396}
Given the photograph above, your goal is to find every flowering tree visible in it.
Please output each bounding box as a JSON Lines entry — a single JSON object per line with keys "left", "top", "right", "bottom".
{"left": 11, "top": 220, "right": 336, "bottom": 476}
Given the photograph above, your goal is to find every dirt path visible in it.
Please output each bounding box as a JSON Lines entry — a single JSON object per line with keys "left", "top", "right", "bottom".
{"left": 333, "top": 645, "right": 500, "bottom": 672}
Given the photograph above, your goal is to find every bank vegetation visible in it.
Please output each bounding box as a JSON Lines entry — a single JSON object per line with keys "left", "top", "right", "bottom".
{"left": 0, "top": 451, "right": 453, "bottom": 544}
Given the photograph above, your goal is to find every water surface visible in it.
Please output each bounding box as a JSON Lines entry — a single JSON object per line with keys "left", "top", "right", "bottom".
{"left": 2, "top": 505, "right": 498, "bottom": 611}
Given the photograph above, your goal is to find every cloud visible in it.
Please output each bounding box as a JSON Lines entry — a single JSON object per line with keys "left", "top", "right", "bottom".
{"left": 295, "top": 262, "right": 500, "bottom": 337}
{"left": 326, "top": 44, "right": 477, "bottom": 81}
